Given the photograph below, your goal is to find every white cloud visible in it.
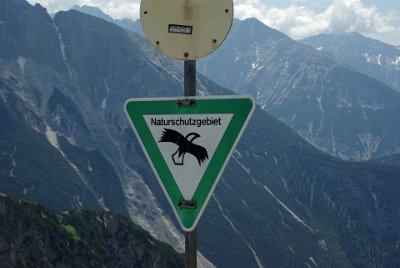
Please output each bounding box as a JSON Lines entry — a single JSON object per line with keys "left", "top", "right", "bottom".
{"left": 27, "top": 0, "right": 141, "bottom": 19}
{"left": 235, "top": 0, "right": 399, "bottom": 42}
{"left": 27, "top": 0, "right": 400, "bottom": 45}
{"left": 102, "top": 1, "right": 140, "bottom": 19}
{"left": 324, "top": 0, "right": 396, "bottom": 33}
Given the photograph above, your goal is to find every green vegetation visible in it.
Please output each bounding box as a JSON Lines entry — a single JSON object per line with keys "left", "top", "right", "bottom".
{"left": 61, "top": 224, "right": 81, "bottom": 241}
{"left": 0, "top": 195, "right": 184, "bottom": 268}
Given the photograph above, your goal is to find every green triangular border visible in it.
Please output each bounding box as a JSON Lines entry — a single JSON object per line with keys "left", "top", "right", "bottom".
{"left": 124, "top": 95, "right": 255, "bottom": 231}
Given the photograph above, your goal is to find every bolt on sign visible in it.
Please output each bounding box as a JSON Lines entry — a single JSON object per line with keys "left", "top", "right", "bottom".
{"left": 124, "top": 95, "right": 255, "bottom": 231}
{"left": 140, "top": 0, "right": 233, "bottom": 60}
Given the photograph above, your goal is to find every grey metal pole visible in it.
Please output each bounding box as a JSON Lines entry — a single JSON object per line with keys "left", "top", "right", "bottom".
{"left": 185, "top": 228, "right": 197, "bottom": 268}
{"left": 184, "top": 59, "right": 197, "bottom": 268}
{"left": 184, "top": 60, "right": 196, "bottom": 97}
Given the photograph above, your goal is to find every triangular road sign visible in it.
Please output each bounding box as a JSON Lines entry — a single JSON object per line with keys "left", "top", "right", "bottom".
{"left": 124, "top": 95, "right": 255, "bottom": 231}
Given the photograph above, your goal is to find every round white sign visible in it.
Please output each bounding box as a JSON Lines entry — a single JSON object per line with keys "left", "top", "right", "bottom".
{"left": 140, "top": 0, "right": 233, "bottom": 60}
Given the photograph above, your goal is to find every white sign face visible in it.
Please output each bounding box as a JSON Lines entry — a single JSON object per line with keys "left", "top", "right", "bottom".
{"left": 144, "top": 114, "right": 233, "bottom": 200}
{"left": 140, "top": 0, "right": 233, "bottom": 60}
{"left": 124, "top": 95, "right": 255, "bottom": 231}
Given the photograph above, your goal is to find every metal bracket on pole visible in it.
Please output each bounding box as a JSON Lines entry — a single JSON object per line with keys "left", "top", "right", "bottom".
{"left": 177, "top": 98, "right": 196, "bottom": 107}
{"left": 178, "top": 200, "right": 197, "bottom": 209}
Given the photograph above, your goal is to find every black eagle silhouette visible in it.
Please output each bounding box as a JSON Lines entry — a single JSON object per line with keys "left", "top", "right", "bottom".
{"left": 159, "top": 128, "right": 208, "bottom": 166}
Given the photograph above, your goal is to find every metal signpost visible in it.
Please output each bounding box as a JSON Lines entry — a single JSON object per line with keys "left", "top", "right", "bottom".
{"left": 184, "top": 60, "right": 197, "bottom": 268}
{"left": 124, "top": 0, "right": 255, "bottom": 267}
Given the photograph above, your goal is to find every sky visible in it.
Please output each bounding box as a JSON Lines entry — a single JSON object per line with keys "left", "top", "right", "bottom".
{"left": 27, "top": 0, "right": 400, "bottom": 46}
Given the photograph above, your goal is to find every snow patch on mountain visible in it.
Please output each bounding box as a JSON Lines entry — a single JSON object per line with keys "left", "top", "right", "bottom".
{"left": 395, "top": 57, "right": 400, "bottom": 69}
{"left": 262, "top": 184, "right": 315, "bottom": 233}
{"left": 23, "top": 185, "right": 35, "bottom": 195}
{"left": 213, "top": 195, "right": 239, "bottom": 234}
{"left": 9, "top": 145, "right": 17, "bottom": 178}
{"left": 316, "top": 96, "right": 325, "bottom": 133}
{"left": 67, "top": 136, "right": 77, "bottom": 146}
{"left": 233, "top": 154, "right": 251, "bottom": 175}
{"left": 221, "top": 177, "right": 236, "bottom": 193}
{"left": 377, "top": 54, "right": 382, "bottom": 65}
{"left": 358, "top": 132, "right": 381, "bottom": 159}
{"left": 362, "top": 53, "right": 380, "bottom": 65}
{"left": 308, "top": 256, "right": 318, "bottom": 267}
{"left": 17, "top": 56, "right": 27, "bottom": 72}
{"left": 336, "top": 94, "right": 353, "bottom": 109}
{"left": 97, "top": 196, "right": 107, "bottom": 209}
{"left": 54, "top": 25, "right": 67, "bottom": 62}
{"left": 318, "top": 240, "right": 328, "bottom": 251}
{"left": 288, "top": 245, "right": 296, "bottom": 254}
{"left": 327, "top": 128, "right": 335, "bottom": 155}
{"left": 87, "top": 160, "right": 93, "bottom": 172}
{"left": 45, "top": 126, "right": 60, "bottom": 149}
{"left": 359, "top": 102, "right": 384, "bottom": 111}
{"left": 244, "top": 240, "right": 265, "bottom": 268}
{"left": 52, "top": 22, "right": 74, "bottom": 78}
{"left": 372, "top": 192, "right": 378, "bottom": 211}
{"left": 101, "top": 79, "right": 111, "bottom": 110}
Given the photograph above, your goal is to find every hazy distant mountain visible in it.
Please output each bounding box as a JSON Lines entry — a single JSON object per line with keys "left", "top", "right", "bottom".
{"left": 300, "top": 32, "right": 400, "bottom": 93}
{"left": 70, "top": 5, "right": 143, "bottom": 35}
{"left": 1, "top": 1, "right": 400, "bottom": 267}
{"left": 71, "top": 5, "right": 114, "bottom": 22}
{"left": 198, "top": 18, "right": 400, "bottom": 160}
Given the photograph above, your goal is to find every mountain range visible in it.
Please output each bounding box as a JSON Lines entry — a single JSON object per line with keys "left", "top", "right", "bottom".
{"left": 69, "top": 5, "right": 143, "bottom": 35}
{"left": 300, "top": 32, "right": 400, "bottom": 94}
{"left": 198, "top": 18, "right": 400, "bottom": 161}
{"left": 69, "top": 5, "right": 400, "bottom": 161}
{"left": 1, "top": 1, "right": 400, "bottom": 267}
